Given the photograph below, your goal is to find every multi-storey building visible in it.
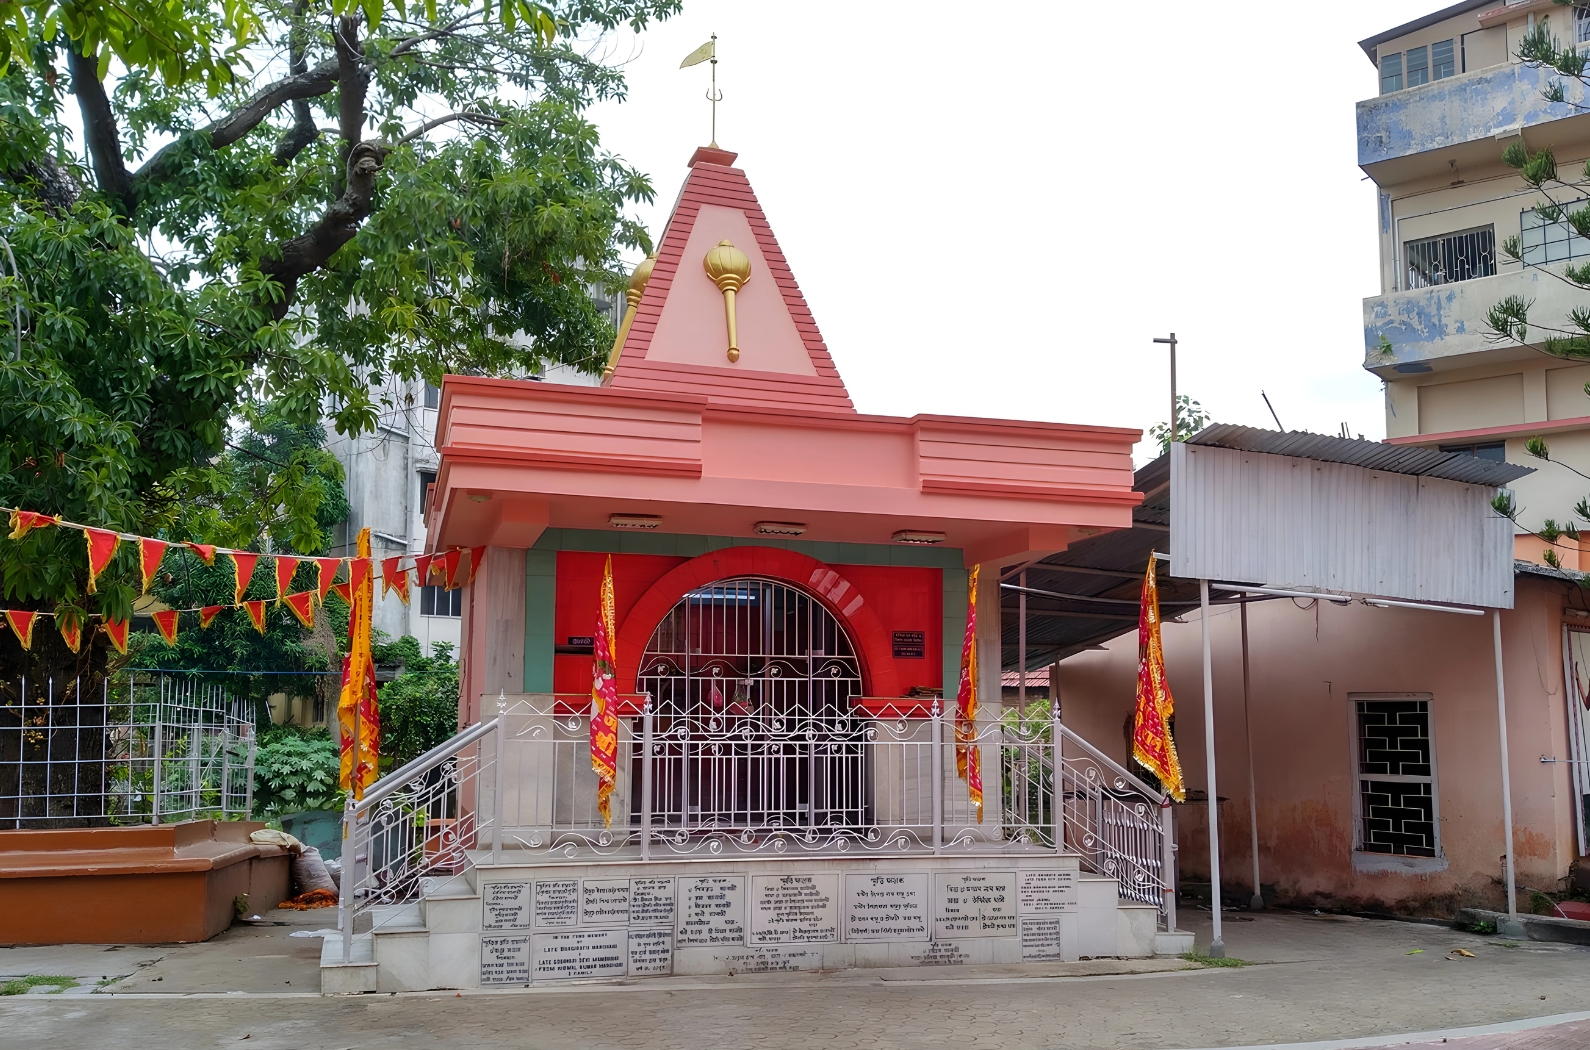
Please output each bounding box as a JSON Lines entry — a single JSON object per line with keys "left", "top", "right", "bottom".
{"left": 1360, "top": 0, "right": 1590, "bottom": 561}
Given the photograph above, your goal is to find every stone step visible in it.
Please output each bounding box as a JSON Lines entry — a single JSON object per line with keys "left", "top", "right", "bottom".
{"left": 319, "top": 932, "right": 378, "bottom": 995}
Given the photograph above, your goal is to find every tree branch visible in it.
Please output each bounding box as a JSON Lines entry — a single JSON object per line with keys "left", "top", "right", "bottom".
{"left": 260, "top": 140, "right": 390, "bottom": 319}
{"left": 394, "top": 110, "right": 504, "bottom": 147}
{"left": 67, "top": 44, "right": 132, "bottom": 207}
{"left": 389, "top": 9, "right": 484, "bottom": 57}
{"left": 274, "top": 1, "right": 322, "bottom": 167}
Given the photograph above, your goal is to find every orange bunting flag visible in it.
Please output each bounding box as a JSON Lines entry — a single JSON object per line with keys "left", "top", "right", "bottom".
{"left": 350, "top": 557, "right": 370, "bottom": 594}
{"left": 441, "top": 548, "right": 463, "bottom": 590}
{"left": 5, "top": 610, "right": 38, "bottom": 650}
{"left": 184, "top": 541, "right": 217, "bottom": 565}
{"left": 380, "top": 557, "right": 401, "bottom": 599}
{"left": 313, "top": 557, "right": 341, "bottom": 603}
{"left": 199, "top": 605, "right": 224, "bottom": 628}
{"left": 85, "top": 528, "right": 119, "bottom": 594}
{"left": 103, "top": 617, "right": 130, "bottom": 655}
{"left": 330, "top": 581, "right": 355, "bottom": 604}
{"left": 954, "top": 564, "right": 983, "bottom": 822}
{"left": 151, "top": 609, "right": 179, "bottom": 647}
{"left": 413, "top": 553, "right": 436, "bottom": 585}
{"left": 1131, "top": 557, "right": 1186, "bottom": 801}
{"left": 388, "top": 565, "right": 411, "bottom": 605}
{"left": 59, "top": 615, "right": 82, "bottom": 654}
{"left": 338, "top": 528, "right": 380, "bottom": 800}
{"left": 283, "top": 591, "right": 316, "bottom": 628}
{"left": 8, "top": 510, "right": 58, "bottom": 540}
{"left": 467, "top": 546, "right": 487, "bottom": 585}
{"left": 590, "top": 555, "right": 620, "bottom": 828}
{"left": 138, "top": 538, "right": 168, "bottom": 594}
{"left": 229, "top": 551, "right": 258, "bottom": 605}
{"left": 243, "top": 599, "right": 268, "bottom": 634}
{"left": 274, "top": 556, "right": 300, "bottom": 601}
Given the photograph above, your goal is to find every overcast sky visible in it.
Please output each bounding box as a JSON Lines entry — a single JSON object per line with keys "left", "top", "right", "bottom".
{"left": 587, "top": 1, "right": 1443, "bottom": 461}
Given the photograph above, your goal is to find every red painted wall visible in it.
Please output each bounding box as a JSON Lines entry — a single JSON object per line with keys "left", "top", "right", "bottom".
{"left": 551, "top": 550, "right": 940, "bottom": 699}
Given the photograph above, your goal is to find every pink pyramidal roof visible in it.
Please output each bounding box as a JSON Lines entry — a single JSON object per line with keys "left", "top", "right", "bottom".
{"left": 607, "top": 146, "right": 855, "bottom": 413}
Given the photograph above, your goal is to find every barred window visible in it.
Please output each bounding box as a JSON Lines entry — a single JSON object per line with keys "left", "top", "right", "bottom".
{"left": 1405, "top": 226, "right": 1495, "bottom": 288}
{"left": 1406, "top": 45, "right": 1430, "bottom": 87}
{"left": 1577, "top": 6, "right": 1590, "bottom": 46}
{"left": 1521, "top": 199, "right": 1590, "bottom": 267}
{"left": 1355, "top": 697, "right": 1439, "bottom": 858}
{"left": 1381, "top": 52, "right": 1403, "bottom": 94}
{"left": 1432, "top": 39, "right": 1455, "bottom": 80}
{"left": 421, "top": 584, "right": 462, "bottom": 617}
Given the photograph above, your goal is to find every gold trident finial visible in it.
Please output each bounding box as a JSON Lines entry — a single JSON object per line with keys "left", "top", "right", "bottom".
{"left": 703, "top": 239, "right": 750, "bottom": 363}
{"left": 680, "top": 34, "right": 720, "bottom": 147}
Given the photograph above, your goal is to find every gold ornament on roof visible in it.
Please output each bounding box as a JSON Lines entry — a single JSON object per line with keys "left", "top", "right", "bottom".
{"left": 703, "top": 239, "right": 751, "bottom": 363}
{"left": 601, "top": 252, "right": 656, "bottom": 383}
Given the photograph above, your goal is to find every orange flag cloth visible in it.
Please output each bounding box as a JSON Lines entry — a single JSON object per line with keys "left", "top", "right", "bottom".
{"left": 441, "top": 548, "right": 464, "bottom": 590}
{"left": 229, "top": 551, "right": 258, "bottom": 604}
{"left": 103, "top": 617, "right": 130, "bottom": 655}
{"left": 1132, "top": 557, "right": 1186, "bottom": 801}
{"left": 85, "top": 529, "right": 119, "bottom": 594}
{"left": 138, "top": 538, "right": 168, "bottom": 594}
{"left": 954, "top": 564, "right": 983, "bottom": 822}
{"left": 381, "top": 558, "right": 411, "bottom": 605}
{"left": 184, "top": 541, "right": 217, "bottom": 565}
{"left": 590, "top": 555, "right": 620, "bottom": 828}
{"left": 151, "top": 609, "right": 179, "bottom": 647}
{"left": 59, "top": 614, "right": 82, "bottom": 654}
{"left": 338, "top": 528, "right": 380, "bottom": 800}
{"left": 283, "top": 591, "right": 316, "bottom": 628}
{"left": 467, "top": 546, "right": 487, "bottom": 585}
{"left": 8, "top": 510, "right": 59, "bottom": 540}
{"left": 5, "top": 610, "right": 38, "bottom": 650}
{"left": 274, "top": 556, "right": 300, "bottom": 601}
{"left": 242, "top": 599, "right": 268, "bottom": 634}
{"left": 199, "top": 605, "right": 224, "bottom": 628}
{"left": 313, "top": 557, "right": 341, "bottom": 603}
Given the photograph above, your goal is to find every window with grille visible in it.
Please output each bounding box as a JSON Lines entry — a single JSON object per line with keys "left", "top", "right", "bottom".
{"left": 1577, "top": 6, "right": 1590, "bottom": 46}
{"left": 1354, "top": 697, "right": 1439, "bottom": 858}
{"left": 1404, "top": 226, "right": 1495, "bottom": 288}
{"left": 423, "top": 382, "right": 440, "bottom": 409}
{"left": 1521, "top": 198, "right": 1590, "bottom": 267}
{"left": 1439, "top": 441, "right": 1506, "bottom": 463}
{"left": 421, "top": 584, "right": 462, "bottom": 617}
{"left": 1381, "top": 52, "right": 1403, "bottom": 94}
{"left": 418, "top": 470, "right": 436, "bottom": 516}
{"left": 1405, "top": 45, "right": 1430, "bottom": 87}
{"left": 1431, "top": 39, "right": 1455, "bottom": 79}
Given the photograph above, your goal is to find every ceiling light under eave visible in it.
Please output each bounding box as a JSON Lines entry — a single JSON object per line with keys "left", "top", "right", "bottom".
{"left": 892, "top": 530, "right": 946, "bottom": 545}
{"left": 754, "top": 521, "right": 807, "bottom": 536}
{"left": 609, "top": 514, "right": 662, "bottom": 530}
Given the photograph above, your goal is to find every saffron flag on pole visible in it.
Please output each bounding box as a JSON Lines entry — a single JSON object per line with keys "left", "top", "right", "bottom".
{"left": 954, "top": 564, "right": 983, "bottom": 822}
{"left": 138, "top": 539, "right": 168, "bottom": 594}
{"left": 151, "top": 609, "right": 179, "bottom": 647}
{"left": 5, "top": 610, "right": 37, "bottom": 650}
{"left": 1132, "top": 556, "right": 1186, "bottom": 801}
{"left": 85, "top": 528, "right": 119, "bottom": 594}
{"left": 338, "top": 527, "right": 380, "bottom": 800}
{"left": 590, "top": 554, "right": 620, "bottom": 828}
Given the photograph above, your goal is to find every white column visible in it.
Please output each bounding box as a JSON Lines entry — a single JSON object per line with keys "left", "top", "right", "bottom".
{"left": 1242, "top": 601, "right": 1263, "bottom": 911}
{"left": 1200, "top": 579, "right": 1225, "bottom": 957}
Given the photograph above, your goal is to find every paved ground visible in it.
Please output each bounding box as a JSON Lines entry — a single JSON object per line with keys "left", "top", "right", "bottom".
{"left": 1, "top": 907, "right": 1587, "bottom": 1049}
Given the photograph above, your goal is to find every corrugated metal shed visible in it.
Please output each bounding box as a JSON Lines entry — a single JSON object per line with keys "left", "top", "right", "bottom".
{"left": 1186, "top": 424, "right": 1532, "bottom": 487}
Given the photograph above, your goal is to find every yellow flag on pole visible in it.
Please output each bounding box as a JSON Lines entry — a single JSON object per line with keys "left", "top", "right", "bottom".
{"left": 680, "top": 39, "right": 714, "bottom": 67}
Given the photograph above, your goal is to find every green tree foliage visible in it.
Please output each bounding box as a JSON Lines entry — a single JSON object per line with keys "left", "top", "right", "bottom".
{"left": 1147, "top": 395, "right": 1211, "bottom": 456}
{"left": 0, "top": 0, "right": 676, "bottom": 678}
{"left": 252, "top": 726, "right": 342, "bottom": 816}
{"left": 374, "top": 636, "right": 459, "bottom": 766}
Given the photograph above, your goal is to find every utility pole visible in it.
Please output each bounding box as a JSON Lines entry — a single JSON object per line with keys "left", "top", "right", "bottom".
{"left": 1154, "top": 334, "right": 1178, "bottom": 446}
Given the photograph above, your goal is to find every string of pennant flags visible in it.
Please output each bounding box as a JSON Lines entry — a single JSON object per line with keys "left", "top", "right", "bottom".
{"left": 1, "top": 507, "right": 485, "bottom": 656}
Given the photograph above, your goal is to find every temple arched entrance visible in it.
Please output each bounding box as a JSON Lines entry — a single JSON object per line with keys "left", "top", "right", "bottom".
{"left": 635, "top": 576, "right": 867, "bottom": 837}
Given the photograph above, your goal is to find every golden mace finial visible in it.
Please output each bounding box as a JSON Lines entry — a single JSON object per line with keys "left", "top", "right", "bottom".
{"left": 703, "top": 239, "right": 750, "bottom": 363}
{"left": 601, "top": 253, "right": 655, "bottom": 383}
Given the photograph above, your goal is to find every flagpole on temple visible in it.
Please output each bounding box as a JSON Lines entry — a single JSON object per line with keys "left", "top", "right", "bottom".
{"left": 1200, "top": 578, "right": 1225, "bottom": 958}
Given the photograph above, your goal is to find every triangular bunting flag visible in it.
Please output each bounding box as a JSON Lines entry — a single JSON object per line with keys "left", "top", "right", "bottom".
{"left": 184, "top": 541, "right": 217, "bottom": 565}
{"left": 229, "top": 551, "right": 258, "bottom": 604}
{"left": 242, "top": 599, "right": 268, "bottom": 634}
{"left": 350, "top": 557, "right": 370, "bottom": 593}
{"left": 274, "top": 556, "right": 300, "bottom": 601}
{"left": 8, "top": 510, "right": 59, "bottom": 540}
{"left": 414, "top": 553, "right": 436, "bottom": 585}
{"left": 59, "top": 614, "right": 81, "bottom": 654}
{"left": 5, "top": 610, "right": 38, "bottom": 650}
{"left": 283, "top": 591, "right": 316, "bottom": 628}
{"left": 138, "top": 538, "right": 168, "bottom": 594}
{"left": 380, "top": 557, "right": 401, "bottom": 599}
{"left": 389, "top": 566, "right": 411, "bottom": 606}
{"left": 85, "top": 528, "right": 119, "bottom": 594}
{"left": 467, "top": 546, "right": 487, "bottom": 584}
{"left": 314, "top": 557, "right": 341, "bottom": 603}
{"left": 441, "top": 548, "right": 464, "bottom": 590}
{"left": 330, "top": 581, "right": 355, "bottom": 604}
{"left": 103, "top": 617, "right": 130, "bottom": 655}
{"left": 151, "top": 609, "right": 179, "bottom": 647}
{"left": 199, "top": 605, "right": 224, "bottom": 628}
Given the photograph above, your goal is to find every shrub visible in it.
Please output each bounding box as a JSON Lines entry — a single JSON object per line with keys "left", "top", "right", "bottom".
{"left": 253, "top": 728, "right": 342, "bottom": 817}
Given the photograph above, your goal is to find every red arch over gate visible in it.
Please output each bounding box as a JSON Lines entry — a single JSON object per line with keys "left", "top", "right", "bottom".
{"left": 615, "top": 547, "right": 899, "bottom": 700}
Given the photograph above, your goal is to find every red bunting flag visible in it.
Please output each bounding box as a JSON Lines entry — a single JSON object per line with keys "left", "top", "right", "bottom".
{"left": 199, "top": 605, "right": 224, "bottom": 628}
{"left": 441, "top": 548, "right": 463, "bottom": 590}
{"left": 283, "top": 591, "right": 316, "bottom": 628}
{"left": 184, "top": 541, "right": 217, "bottom": 565}
{"left": 5, "top": 610, "right": 38, "bottom": 650}
{"left": 58, "top": 615, "right": 81, "bottom": 654}
{"left": 274, "top": 556, "right": 300, "bottom": 601}
{"left": 954, "top": 564, "right": 983, "bottom": 823}
{"left": 85, "top": 528, "right": 119, "bottom": 594}
{"left": 151, "top": 609, "right": 179, "bottom": 647}
{"left": 380, "top": 557, "right": 402, "bottom": 599}
{"left": 413, "top": 553, "right": 436, "bottom": 585}
{"left": 242, "top": 599, "right": 268, "bottom": 634}
{"left": 8, "top": 510, "right": 58, "bottom": 540}
{"left": 313, "top": 557, "right": 341, "bottom": 603}
{"left": 103, "top": 617, "right": 130, "bottom": 655}
{"left": 330, "top": 581, "right": 355, "bottom": 604}
{"left": 467, "top": 546, "right": 487, "bottom": 585}
{"left": 388, "top": 565, "right": 411, "bottom": 605}
{"left": 138, "top": 539, "right": 168, "bottom": 594}
{"left": 350, "top": 558, "right": 370, "bottom": 593}
{"left": 229, "top": 551, "right": 258, "bottom": 604}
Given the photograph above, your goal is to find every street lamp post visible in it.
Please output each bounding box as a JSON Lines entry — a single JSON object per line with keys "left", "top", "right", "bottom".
{"left": 1154, "top": 334, "right": 1178, "bottom": 446}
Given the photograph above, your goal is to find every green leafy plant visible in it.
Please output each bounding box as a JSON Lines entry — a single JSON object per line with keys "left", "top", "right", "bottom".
{"left": 253, "top": 727, "right": 342, "bottom": 817}
{"left": 1179, "top": 950, "right": 1251, "bottom": 968}
{"left": 375, "top": 637, "right": 461, "bottom": 767}
{"left": 1148, "top": 395, "right": 1212, "bottom": 456}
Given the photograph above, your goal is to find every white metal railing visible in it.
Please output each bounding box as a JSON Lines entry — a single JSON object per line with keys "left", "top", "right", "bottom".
{"left": 336, "top": 694, "right": 1176, "bottom": 959}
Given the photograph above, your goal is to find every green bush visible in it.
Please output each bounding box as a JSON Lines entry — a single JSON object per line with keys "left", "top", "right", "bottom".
{"left": 253, "top": 728, "right": 343, "bottom": 817}
{"left": 376, "top": 639, "right": 461, "bottom": 768}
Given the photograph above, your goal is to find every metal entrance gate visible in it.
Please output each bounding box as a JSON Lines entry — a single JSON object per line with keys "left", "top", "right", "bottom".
{"left": 635, "top": 577, "right": 866, "bottom": 838}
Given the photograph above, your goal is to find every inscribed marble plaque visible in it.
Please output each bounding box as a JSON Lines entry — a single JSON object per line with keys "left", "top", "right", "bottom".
{"left": 750, "top": 874, "right": 839, "bottom": 944}
{"left": 934, "top": 871, "right": 1018, "bottom": 938}
{"left": 711, "top": 947, "right": 824, "bottom": 973}
{"left": 532, "top": 929, "right": 628, "bottom": 981}
{"left": 1020, "top": 918, "right": 1064, "bottom": 962}
{"left": 481, "top": 881, "right": 531, "bottom": 930}
{"left": 629, "top": 877, "right": 676, "bottom": 927}
{"left": 580, "top": 878, "right": 631, "bottom": 927}
{"left": 628, "top": 927, "right": 674, "bottom": 976}
{"left": 480, "top": 935, "right": 531, "bottom": 984}
{"left": 1018, "top": 869, "right": 1078, "bottom": 914}
{"left": 843, "top": 872, "right": 929, "bottom": 942}
{"left": 910, "top": 941, "right": 971, "bottom": 966}
{"left": 676, "top": 874, "right": 746, "bottom": 946}
{"left": 534, "top": 879, "right": 579, "bottom": 928}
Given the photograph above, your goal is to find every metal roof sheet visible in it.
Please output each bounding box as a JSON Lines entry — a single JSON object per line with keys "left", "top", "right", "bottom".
{"left": 1184, "top": 424, "right": 1533, "bottom": 487}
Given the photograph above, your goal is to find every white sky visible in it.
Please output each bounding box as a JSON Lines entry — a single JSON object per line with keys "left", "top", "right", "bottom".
{"left": 587, "top": 1, "right": 1444, "bottom": 462}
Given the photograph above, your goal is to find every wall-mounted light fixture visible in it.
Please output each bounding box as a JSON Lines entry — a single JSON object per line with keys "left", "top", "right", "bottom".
{"left": 754, "top": 521, "right": 807, "bottom": 536}
{"left": 892, "top": 530, "right": 946, "bottom": 545}
{"left": 608, "top": 514, "right": 663, "bottom": 530}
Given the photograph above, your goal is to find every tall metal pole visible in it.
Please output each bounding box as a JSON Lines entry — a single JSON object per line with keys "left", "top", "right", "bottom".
{"left": 1018, "top": 569, "right": 1028, "bottom": 709}
{"left": 1154, "top": 333, "right": 1178, "bottom": 446}
{"left": 1493, "top": 610, "right": 1517, "bottom": 918}
{"left": 931, "top": 699, "right": 944, "bottom": 855}
{"left": 1241, "top": 602, "right": 1263, "bottom": 910}
{"left": 1200, "top": 579, "right": 1225, "bottom": 957}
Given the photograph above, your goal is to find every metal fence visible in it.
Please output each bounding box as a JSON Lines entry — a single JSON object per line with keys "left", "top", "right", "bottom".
{"left": 0, "top": 674, "right": 255, "bottom": 827}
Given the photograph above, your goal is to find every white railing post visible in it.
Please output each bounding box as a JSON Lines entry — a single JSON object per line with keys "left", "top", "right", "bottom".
{"left": 243, "top": 722, "right": 256, "bottom": 820}
{"left": 931, "top": 699, "right": 944, "bottom": 855}
{"left": 1051, "top": 700, "right": 1063, "bottom": 854}
{"left": 339, "top": 791, "right": 356, "bottom": 963}
{"left": 641, "top": 694, "right": 654, "bottom": 861}
{"left": 1161, "top": 797, "right": 1178, "bottom": 932}
{"left": 492, "top": 692, "right": 506, "bottom": 865}
{"left": 150, "top": 714, "right": 163, "bottom": 826}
